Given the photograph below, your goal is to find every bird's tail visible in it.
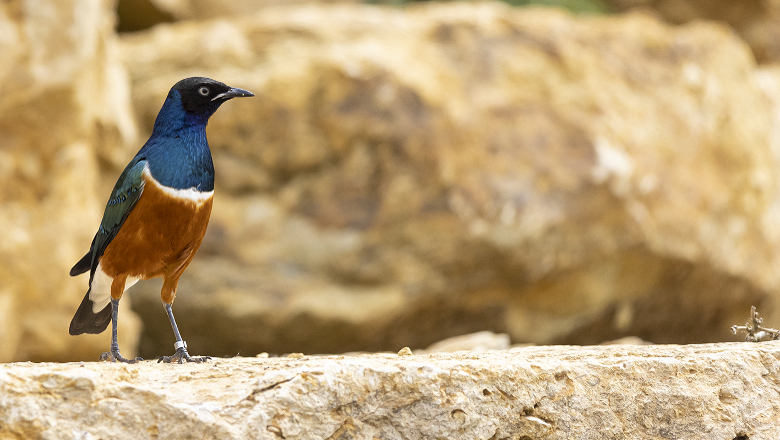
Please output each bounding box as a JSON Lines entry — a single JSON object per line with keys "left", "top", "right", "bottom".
{"left": 69, "top": 289, "right": 112, "bottom": 335}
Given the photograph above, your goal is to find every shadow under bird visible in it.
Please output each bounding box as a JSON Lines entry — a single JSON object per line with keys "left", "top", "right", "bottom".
{"left": 68, "top": 77, "right": 254, "bottom": 363}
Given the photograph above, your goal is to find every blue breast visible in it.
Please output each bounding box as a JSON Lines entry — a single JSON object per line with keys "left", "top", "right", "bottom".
{"left": 135, "top": 90, "right": 215, "bottom": 192}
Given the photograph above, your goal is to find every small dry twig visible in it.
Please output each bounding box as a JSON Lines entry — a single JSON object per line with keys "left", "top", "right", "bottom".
{"left": 731, "top": 306, "right": 780, "bottom": 342}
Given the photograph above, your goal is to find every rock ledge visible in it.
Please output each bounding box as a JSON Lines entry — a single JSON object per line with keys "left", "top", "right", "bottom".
{"left": 2, "top": 342, "right": 779, "bottom": 439}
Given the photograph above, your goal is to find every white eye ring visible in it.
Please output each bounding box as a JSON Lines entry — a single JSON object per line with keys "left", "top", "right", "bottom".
{"left": 198, "top": 86, "right": 210, "bottom": 96}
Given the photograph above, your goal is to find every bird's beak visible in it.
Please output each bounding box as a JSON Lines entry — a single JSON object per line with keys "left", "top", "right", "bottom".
{"left": 211, "top": 87, "right": 255, "bottom": 101}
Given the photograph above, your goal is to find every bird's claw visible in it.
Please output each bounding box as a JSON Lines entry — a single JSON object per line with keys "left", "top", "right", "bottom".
{"left": 100, "top": 349, "right": 143, "bottom": 363}
{"left": 158, "top": 347, "right": 211, "bottom": 364}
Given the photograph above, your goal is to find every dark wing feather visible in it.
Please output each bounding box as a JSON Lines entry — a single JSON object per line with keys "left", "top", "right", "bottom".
{"left": 70, "top": 236, "right": 96, "bottom": 276}
{"left": 69, "top": 158, "right": 147, "bottom": 281}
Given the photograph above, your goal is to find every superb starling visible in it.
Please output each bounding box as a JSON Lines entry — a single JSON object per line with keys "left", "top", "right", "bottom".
{"left": 69, "top": 77, "right": 253, "bottom": 363}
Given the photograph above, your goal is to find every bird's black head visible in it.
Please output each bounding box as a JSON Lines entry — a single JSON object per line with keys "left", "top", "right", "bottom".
{"left": 151, "top": 77, "right": 254, "bottom": 135}
{"left": 172, "top": 77, "right": 254, "bottom": 115}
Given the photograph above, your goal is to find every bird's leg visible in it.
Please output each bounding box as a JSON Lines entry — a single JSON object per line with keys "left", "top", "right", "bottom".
{"left": 158, "top": 302, "right": 211, "bottom": 364}
{"left": 100, "top": 298, "right": 143, "bottom": 363}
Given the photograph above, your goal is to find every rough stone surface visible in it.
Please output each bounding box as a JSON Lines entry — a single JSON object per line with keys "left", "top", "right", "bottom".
{"left": 117, "top": 3, "right": 780, "bottom": 358}
{"left": 0, "top": 0, "right": 141, "bottom": 362}
{"left": 605, "top": 0, "right": 780, "bottom": 64}
{"left": 1, "top": 342, "right": 780, "bottom": 439}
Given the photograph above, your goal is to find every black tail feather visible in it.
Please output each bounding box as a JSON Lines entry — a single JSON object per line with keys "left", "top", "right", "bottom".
{"left": 70, "top": 251, "right": 92, "bottom": 277}
{"left": 69, "top": 289, "right": 112, "bottom": 335}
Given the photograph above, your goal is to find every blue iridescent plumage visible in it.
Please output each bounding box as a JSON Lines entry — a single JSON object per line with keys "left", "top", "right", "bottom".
{"left": 139, "top": 89, "right": 216, "bottom": 191}
{"left": 69, "top": 77, "right": 254, "bottom": 364}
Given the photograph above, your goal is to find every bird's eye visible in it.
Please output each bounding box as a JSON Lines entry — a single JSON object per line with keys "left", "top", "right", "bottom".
{"left": 198, "top": 86, "right": 210, "bottom": 96}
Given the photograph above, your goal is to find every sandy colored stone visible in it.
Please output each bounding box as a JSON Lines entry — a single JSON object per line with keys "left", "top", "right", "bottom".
{"left": 605, "top": 0, "right": 780, "bottom": 64}
{"left": 422, "top": 330, "right": 511, "bottom": 353}
{"left": 1, "top": 342, "right": 780, "bottom": 439}
{"left": 0, "top": 0, "right": 141, "bottom": 362}
{"left": 149, "top": 0, "right": 360, "bottom": 20}
{"left": 118, "top": 3, "right": 780, "bottom": 358}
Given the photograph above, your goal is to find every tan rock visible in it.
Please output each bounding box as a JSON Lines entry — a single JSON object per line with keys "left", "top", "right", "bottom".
{"left": 118, "top": 3, "right": 780, "bottom": 358}
{"left": 0, "top": 0, "right": 141, "bottom": 361}
{"left": 422, "top": 330, "right": 511, "bottom": 353}
{"left": 606, "top": 0, "right": 780, "bottom": 64}
{"left": 148, "top": 0, "right": 360, "bottom": 21}
{"left": 1, "top": 342, "right": 780, "bottom": 439}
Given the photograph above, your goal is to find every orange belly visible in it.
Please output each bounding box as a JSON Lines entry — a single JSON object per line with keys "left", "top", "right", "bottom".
{"left": 100, "top": 174, "right": 213, "bottom": 304}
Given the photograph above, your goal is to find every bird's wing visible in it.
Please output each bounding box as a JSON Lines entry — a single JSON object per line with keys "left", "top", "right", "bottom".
{"left": 69, "top": 158, "right": 147, "bottom": 280}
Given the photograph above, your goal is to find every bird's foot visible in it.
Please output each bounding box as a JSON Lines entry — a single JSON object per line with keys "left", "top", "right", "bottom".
{"left": 100, "top": 348, "right": 143, "bottom": 363}
{"left": 158, "top": 345, "right": 210, "bottom": 364}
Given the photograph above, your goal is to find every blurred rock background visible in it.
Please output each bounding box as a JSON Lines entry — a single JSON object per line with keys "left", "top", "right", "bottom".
{"left": 2, "top": 0, "right": 780, "bottom": 362}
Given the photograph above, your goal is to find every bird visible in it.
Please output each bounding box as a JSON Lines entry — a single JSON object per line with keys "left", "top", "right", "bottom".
{"left": 68, "top": 77, "right": 254, "bottom": 363}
